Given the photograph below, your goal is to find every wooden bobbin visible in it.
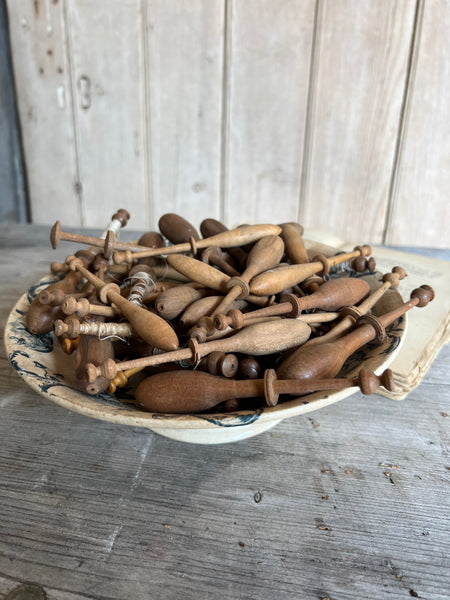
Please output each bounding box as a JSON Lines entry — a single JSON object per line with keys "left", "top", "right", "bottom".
{"left": 201, "top": 246, "right": 240, "bottom": 277}
{"left": 86, "top": 319, "right": 312, "bottom": 385}
{"left": 133, "top": 366, "right": 396, "bottom": 413}
{"left": 159, "top": 213, "right": 201, "bottom": 245}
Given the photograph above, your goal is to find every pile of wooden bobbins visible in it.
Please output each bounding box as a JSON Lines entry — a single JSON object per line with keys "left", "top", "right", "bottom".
{"left": 25, "top": 210, "right": 435, "bottom": 414}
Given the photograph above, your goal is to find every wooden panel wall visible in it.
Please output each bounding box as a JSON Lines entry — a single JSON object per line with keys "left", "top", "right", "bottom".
{"left": 5, "top": 0, "right": 450, "bottom": 247}
{"left": 0, "top": 0, "right": 27, "bottom": 222}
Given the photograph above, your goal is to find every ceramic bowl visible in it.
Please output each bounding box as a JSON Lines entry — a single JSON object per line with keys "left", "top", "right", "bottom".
{"left": 5, "top": 269, "right": 406, "bottom": 444}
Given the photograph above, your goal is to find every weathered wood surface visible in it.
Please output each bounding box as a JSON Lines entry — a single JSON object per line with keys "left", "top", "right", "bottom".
{"left": 386, "top": 0, "right": 450, "bottom": 247}
{"left": 0, "top": 224, "right": 449, "bottom": 600}
{"left": 302, "top": 0, "right": 416, "bottom": 242}
{"left": 224, "top": 0, "right": 315, "bottom": 226}
{"left": 6, "top": 1, "right": 450, "bottom": 248}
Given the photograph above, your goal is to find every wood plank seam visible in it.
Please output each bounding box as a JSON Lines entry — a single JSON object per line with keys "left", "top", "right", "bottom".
{"left": 298, "top": 0, "right": 323, "bottom": 225}
{"left": 62, "top": 0, "right": 85, "bottom": 226}
{"left": 382, "top": 0, "right": 425, "bottom": 244}
{"left": 220, "top": 0, "right": 232, "bottom": 226}
{"left": 140, "top": 0, "right": 152, "bottom": 229}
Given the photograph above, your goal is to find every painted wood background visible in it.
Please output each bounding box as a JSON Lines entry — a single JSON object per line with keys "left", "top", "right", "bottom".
{"left": 5, "top": 0, "right": 450, "bottom": 247}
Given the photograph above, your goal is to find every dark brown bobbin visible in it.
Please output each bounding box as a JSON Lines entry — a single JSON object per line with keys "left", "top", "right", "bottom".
{"left": 224, "top": 399, "right": 241, "bottom": 412}
{"left": 411, "top": 284, "right": 435, "bottom": 306}
{"left": 264, "top": 368, "right": 279, "bottom": 406}
{"left": 311, "top": 254, "right": 330, "bottom": 277}
{"left": 205, "top": 351, "right": 239, "bottom": 378}
{"left": 136, "top": 231, "right": 166, "bottom": 266}
{"left": 75, "top": 248, "right": 98, "bottom": 265}
{"left": 357, "top": 368, "right": 395, "bottom": 395}
{"left": 351, "top": 255, "right": 376, "bottom": 273}
{"left": 112, "top": 209, "right": 131, "bottom": 226}
{"left": 38, "top": 287, "right": 66, "bottom": 306}
{"left": 238, "top": 357, "right": 261, "bottom": 380}
{"left": 339, "top": 305, "right": 363, "bottom": 323}
{"left": 279, "top": 293, "right": 303, "bottom": 318}
{"left": 382, "top": 266, "right": 407, "bottom": 288}
{"left": 201, "top": 246, "right": 240, "bottom": 277}
{"left": 93, "top": 252, "right": 110, "bottom": 277}
{"left": 354, "top": 244, "right": 372, "bottom": 257}
{"left": 189, "top": 315, "right": 217, "bottom": 342}
{"left": 356, "top": 314, "right": 386, "bottom": 344}
{"left": 201, "top": 245, "right": 221, "bottom": 264}
{"left": 138, "top": 231, "right": 165, "bottom": 248}
{"left": 302, "top": 275, "right": 323, "bottom": 294}
{"left": 159, "top": 213, "right": 201, "bottom": 245}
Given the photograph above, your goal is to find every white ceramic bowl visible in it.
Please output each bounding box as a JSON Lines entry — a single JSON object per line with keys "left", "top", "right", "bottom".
{"left": 5, "top": 271, "right": 406, "bottom": 444}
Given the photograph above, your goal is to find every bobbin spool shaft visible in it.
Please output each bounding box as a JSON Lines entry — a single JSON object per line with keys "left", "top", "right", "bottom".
{"left": 64, "top": 255, "right": 179, "bottom": 351}
{"left": 214, "top": 277, "right": 370, "bottom": 331}
{"left": 49, "top": 210, "right": 151, "bottom": 257}
{"left": 166, "top": 253, "right": 271, "bottom": 308}
{"left": 85, "top": 319, "right": 312, "bottom": 386}
{"left": 249, "top": 245, "right": 374, "bottom": 296}
{"left": 112, "top": 224, "right": 282, "bottom": 264}
{"left": 134, "top": 367, "right": 395, "bottom": 413}
{"left": 277, "top": 285, "right": 434, "bottom": 382}
{"left": 190, "top": 234, "right": 285, "bottom": 341}
{"left": 200, "top": 218, "right": 249, "bottom": 267}
{"left": 201, "top": 246, "right": 240, "bottom": 277}
{"left": 304, "top": 266, "right": 407, "bottom": 347}
{"left": 54, "top": 318, "right": 133, "bottom": 340}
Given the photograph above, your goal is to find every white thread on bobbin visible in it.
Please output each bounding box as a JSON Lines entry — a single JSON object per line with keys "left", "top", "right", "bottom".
{"left": 158, "top": 258, "right": 170, "bottom": 281}
{"left": 93, "top": 321, "right": 132, "bottom": 340}
{"left": 126, "top": 271, "right": 156, "bottom": 306}
{"left": 99, "top": 218, "right": 122, "bottom": 240}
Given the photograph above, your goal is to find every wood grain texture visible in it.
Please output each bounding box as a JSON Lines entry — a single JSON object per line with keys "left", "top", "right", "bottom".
{"left": 66, "top": 0, "right": 148, "bottom": 228}
{"left": 224, "top": 0, "right": 315, "bottom": 227}
{"left": 6, "top": 0, "right": 80, "bottom": 225}
{"left": 387, "top": 0, "right": 450, "bottom": 248}
{"left": 301, "top": 0, "right": 416, "bottom": 243}
{"left": 0, "top": 224, "right": 449, "bottom": 600}
{"left": 146, "top": 0, "right": 224, "bottom": 226}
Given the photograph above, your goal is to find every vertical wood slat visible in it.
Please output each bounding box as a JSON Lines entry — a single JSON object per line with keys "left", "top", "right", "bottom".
{"left": 146, "top": 0, "right": 225, "bottom": 229}
{"left": 302, "top": 0, "right": 417, "bottom": 243}
{"left": 224, "top": 0, "right": 316, "bottom": 228}
{"left": 6, "top": 0, "right": 80, "bottom": 225}
{"left": 0, "top": 0, "right": 27, "bottom": 223}
{"left": 387, "top": 0, "right": 450, "bottom": 248}
{"left": 66, "top": 0, "right": 147, "bottom": 228}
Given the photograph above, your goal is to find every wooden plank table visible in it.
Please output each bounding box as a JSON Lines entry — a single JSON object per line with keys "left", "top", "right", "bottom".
{"left": 1, "top": 224, "right": 448, "bottom": 600}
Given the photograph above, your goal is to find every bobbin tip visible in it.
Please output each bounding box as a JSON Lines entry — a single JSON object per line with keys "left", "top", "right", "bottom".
{"left": 50, "top": 221, "right": 61, "bottom": 249}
